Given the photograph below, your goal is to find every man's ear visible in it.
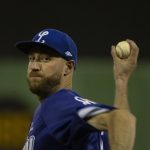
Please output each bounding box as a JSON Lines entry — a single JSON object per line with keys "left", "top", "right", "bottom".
{"left": 64, "top": 61, "right": 74, "bottom": 76}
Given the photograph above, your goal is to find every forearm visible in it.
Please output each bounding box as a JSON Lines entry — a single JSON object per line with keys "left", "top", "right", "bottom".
{"left": 113, "top": 78, "right": 136, "bottom": 149}
{"left": 114, "top": 78, "right": 130, "bottom": 110}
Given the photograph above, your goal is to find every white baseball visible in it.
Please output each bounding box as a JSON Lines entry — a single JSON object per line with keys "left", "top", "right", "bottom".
{"left": 115, "top": 41, "right": 131, "bottom": 59}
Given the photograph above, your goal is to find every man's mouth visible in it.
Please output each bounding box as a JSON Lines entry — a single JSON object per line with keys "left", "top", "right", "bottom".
{"left": 29, "top": 73, "right": 42, "bottom": 77}
{"left": 30, "top": 75, "right": 41, "bottom": 77}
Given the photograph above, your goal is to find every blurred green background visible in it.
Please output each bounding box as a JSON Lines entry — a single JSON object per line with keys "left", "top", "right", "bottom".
{"left": 0, "top": 58, "right": 149, "bottom": 150}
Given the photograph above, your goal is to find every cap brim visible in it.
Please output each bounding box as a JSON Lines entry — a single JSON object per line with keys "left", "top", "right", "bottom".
{"left": 15, "top": 41, "right": 51, "bottom": 54}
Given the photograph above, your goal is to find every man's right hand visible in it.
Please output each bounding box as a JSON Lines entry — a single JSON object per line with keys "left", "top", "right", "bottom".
{"left": 111, "top": 39, "right": 139, "bottom": 81}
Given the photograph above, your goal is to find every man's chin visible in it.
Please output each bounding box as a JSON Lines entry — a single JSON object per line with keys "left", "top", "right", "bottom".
{"left": 29, "top": 86, "right": 42, "bottom": 95}
{"left": 28, "top": 80, "right": 42, "bottom": 92}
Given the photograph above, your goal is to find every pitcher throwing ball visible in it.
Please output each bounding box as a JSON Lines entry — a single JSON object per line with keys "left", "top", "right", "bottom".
{"left": 15, "top": 28, "right": 139, "bottom": 150}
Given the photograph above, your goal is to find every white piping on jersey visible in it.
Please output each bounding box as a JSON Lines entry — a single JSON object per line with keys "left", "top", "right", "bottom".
{"left": 100, "top": 132, "right": 104, "bottom": 150}
{"left": 77, "top": 106, "right": 109, "bottom": 119}
{"left": 23, "top": 136, "right": 35, "bottom": 150}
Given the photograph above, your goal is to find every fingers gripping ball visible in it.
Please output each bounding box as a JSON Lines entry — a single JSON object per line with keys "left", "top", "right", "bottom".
{"left": 115, "top": 41, "right": 131, "bottom": 59}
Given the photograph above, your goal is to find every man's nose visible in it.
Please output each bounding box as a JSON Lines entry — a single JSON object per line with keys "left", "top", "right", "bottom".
{"left": 30, "top": 62, "right": 41, "bottom": 71}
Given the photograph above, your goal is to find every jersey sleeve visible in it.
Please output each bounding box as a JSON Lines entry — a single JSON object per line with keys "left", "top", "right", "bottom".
{"left": 73, "top": 95, "right": 115, "bottom": 119}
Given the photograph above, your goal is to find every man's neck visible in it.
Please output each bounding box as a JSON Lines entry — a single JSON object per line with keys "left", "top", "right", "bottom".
{"left": 37, "top": 82, "right": 72, "bottom": 101}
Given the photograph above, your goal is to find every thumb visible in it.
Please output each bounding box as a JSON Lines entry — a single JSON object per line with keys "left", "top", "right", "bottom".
{"left": 111, "top": 45, "right": 120, "bottom": 61}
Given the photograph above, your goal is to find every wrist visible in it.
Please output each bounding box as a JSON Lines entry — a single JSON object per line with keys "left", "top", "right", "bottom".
{"left": 115, "top": 76, "right": 129, "bottom": 84}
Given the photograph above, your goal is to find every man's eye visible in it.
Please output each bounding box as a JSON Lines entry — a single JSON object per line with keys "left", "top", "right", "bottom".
{"left": 41, "top": 56, "right": 51, "bottom": 62}
{"left": 29, "top": 56, "right": 34, "bottom": 61}
{"left": 44, "top": 57, "right": 50, "bottom": 61}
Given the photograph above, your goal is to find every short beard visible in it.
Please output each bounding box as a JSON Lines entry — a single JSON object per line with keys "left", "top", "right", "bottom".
{"left": 27, "top": 72, "right": 62, "bottom": 99}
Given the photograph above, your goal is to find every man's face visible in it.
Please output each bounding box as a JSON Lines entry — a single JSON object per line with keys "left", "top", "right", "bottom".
{"left": 27, "top": 47, "right": 66, "bottom": 97}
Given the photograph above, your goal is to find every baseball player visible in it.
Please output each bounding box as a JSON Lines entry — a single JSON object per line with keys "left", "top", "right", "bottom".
{"left": 15, "top": 28, "right": 139, "bottom": 150}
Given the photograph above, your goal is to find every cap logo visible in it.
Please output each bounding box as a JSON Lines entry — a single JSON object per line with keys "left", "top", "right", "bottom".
{"left": 35, "top": 31, "right": 49, "bottom": 43}
{"left": 65, "top": 51, "right": 73, "bottom": 57}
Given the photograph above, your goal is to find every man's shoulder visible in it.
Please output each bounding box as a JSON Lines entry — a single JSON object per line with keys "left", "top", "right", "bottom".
{"left": 43, "top": 89, "right": 115, "bottom": 110}
{"left": 40, "top": 89, "right": 80, "bottom": 115}
{"left": 41, "top": 89, "right": 115, "bottom": 120}
{"left": 44, "top": 89, "right": 80, "bottom": 105}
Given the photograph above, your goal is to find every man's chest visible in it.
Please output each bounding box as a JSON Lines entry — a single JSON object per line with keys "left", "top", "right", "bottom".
{"left": 23, "top": 121, "right": 68, "bottom": 150}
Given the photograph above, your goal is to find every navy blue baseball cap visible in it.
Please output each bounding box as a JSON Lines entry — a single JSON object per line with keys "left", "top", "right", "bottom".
{"left": 15, "top": 28, "right": 78, "bottom": 67}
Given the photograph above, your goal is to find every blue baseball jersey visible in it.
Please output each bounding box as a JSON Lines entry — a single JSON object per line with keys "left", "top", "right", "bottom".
{"left": 23, "top": 89, "right": 114, "bottom": 150}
